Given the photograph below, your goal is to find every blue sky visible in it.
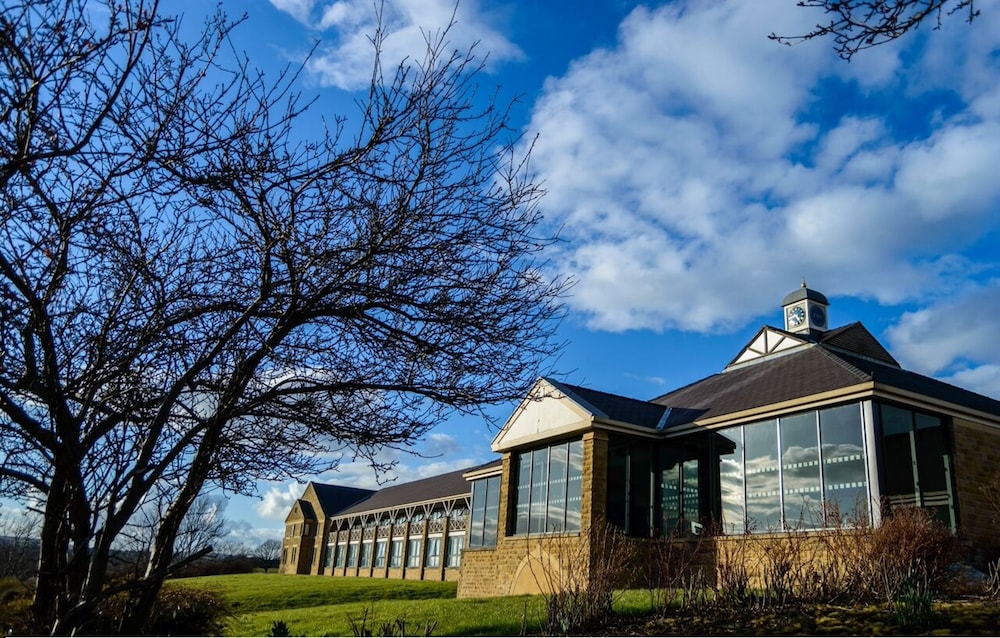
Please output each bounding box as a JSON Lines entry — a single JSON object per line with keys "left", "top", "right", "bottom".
{"left": 165, "top": 0, "right": 1000, "bottom": 545}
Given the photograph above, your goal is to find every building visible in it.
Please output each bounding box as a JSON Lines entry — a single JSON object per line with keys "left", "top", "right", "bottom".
{"left": 281, "top": 285, "right": 1000, "bottom": 597}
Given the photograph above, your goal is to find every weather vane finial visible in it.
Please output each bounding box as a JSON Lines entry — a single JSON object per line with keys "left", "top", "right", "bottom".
{"left": 801, "top": 278, "right": 807, "bottom": 288}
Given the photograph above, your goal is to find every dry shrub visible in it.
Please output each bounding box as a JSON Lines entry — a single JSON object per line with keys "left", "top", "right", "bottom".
{"left": 714, "top": 532, "right": 752, "bottom": 607}
{"left": 709, "top": 503, "right": 961, "bottom": 615}
{"left": 869, "top": 507, "right": 961, "bottom": 606}
{"left": 533, "top": 520, "right": 635, "bottom": 635}
{"left": 980, "top": 471, "right": 1000, "bottom": 599}
{"left": 644, "top": 526, "right": 712, "bottom": 612}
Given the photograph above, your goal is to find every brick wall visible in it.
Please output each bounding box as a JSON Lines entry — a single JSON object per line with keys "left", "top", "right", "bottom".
{"left": 458, "top": 431, "right": 605, "bottom": 598}
{"left": 951, "top": 417, "right": 1000, "bottom": 565}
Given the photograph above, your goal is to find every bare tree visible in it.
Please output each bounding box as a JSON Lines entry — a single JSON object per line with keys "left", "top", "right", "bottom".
{"left": 115, "top": 495, "right": 230, "bottom": 578}
{"left": 253, "top": 539, "right": 283, "bottom": 569}
{"left": 0, "top": 0, "right": 565, "bottom": 634}
{"left": 0, "top": 505, "right": 40, "bottom": 583}
{"left": 770, "top": 0, "right": 982, "bottom": 60}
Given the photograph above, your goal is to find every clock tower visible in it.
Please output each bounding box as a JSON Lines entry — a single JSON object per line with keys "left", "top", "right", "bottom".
{"left": 782, "top": 281, "right": 829, "bottom": 334}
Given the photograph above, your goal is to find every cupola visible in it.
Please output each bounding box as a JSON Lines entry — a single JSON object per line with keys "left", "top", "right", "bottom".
{"left": 781, "top": 281, "right": 829, "bottom": 334}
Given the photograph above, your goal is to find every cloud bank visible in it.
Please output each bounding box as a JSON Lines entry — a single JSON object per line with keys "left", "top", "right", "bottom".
{"left": 521, "top": 0, "right": 1000, "bottom": 395}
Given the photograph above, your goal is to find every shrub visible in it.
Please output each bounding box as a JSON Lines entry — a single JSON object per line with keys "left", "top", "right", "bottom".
{"left": 530, "top": 520, "right": 634, "bottom": 635}
{"left": 869, "top": 506, "right": 961, "bottom": 607}
{"left": 90, "top": 583, "right": 230, "bottom": 636}
{"left": 0, "top": 579, "right": 30, "bottom": 638}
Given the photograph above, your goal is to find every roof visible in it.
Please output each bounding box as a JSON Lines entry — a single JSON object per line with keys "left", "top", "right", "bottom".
{"left": 654, "top": 323, "right": 1000, "bottom": 424}
{"left": 547, "top": 378, "right": 670, "bottom": 429}
{"left": 332, "top": 459, "right": 501, "bottom": 517}
{"left": 310, "top": 483, "right": 377, "bottom": 517}
{"left": 782, "top": 283, "right": 829, "bottom": 306}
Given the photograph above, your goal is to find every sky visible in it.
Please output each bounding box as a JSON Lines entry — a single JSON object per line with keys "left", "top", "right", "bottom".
{"left": 159, "top": 0, "right": 1000, "bottom": 546}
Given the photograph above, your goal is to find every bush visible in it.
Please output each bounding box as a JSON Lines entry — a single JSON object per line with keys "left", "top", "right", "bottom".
{"left": 0, "top": 579, "right": 30, "bottom": 637}
{"left": 90, "top": 582, "right": 231, "bottom": 636}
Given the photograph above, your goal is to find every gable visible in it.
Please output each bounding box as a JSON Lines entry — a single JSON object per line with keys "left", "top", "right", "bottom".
{"left": 728, "top": 327, "right": 807, "bottom": 368}
{"left": 492, "top": 378, "right": 594, "bottom": 452}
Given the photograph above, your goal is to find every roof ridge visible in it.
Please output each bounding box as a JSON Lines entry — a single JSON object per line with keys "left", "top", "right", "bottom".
{"left": 816, "top": 345, "right": 873, "bottom": 383}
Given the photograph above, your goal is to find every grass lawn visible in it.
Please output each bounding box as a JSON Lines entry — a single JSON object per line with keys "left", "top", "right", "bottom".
{"left": 171, "top": 573, "right": 655, "bottom": 636}
{"left": 171, "top": 573, "right": 1000, "bottom": 636}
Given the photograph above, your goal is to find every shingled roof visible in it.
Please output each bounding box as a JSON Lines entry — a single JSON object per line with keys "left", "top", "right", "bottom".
{"left": 653, "top": 323, "right": 1000, "bottom": 425}
{"left": 548, "top": 378, "right": 670, "bottom": 429}
{"left": 332, "top": 459, "right": 501, "bottom": 517}
{"left": 310, "top": 484, "right": 377, "bottom": 517}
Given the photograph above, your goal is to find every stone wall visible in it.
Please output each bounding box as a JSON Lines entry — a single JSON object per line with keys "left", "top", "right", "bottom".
{"left": 951, "top": 417, "right": 1000, "bottom": 566}
{"left": 457, "top": 431, "right": 606, "bottom": 598}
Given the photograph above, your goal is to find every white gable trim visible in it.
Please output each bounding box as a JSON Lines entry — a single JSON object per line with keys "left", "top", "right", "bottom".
{"left": 491, "top": 378, "right": 595, "bottom": 452}
{"left": 728, "top": 327, "right": 808, "bottom": 368}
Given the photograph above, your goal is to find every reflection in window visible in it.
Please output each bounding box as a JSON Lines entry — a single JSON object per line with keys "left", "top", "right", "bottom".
{"left": 425, "top": 537, "right": 441, "bottom": 568}
{"left": 781, "top": 412, "right": 821, "bottom": 526}
{"left": 389, "top": 540, "right": 403, "bottom": 568}
{"left": 406, "top": 539, "right": 422, "bottom": 568}
{"left": 660, "top": 445, "right": 702, "bottom": 535}
{"left": 360, "top": 542, "right": 372, "bottom": 568}
{"left": 513, "top": 440, "right": 583, "bottom": 534}
{"left": 744, "top": 420, "right": 781, "bottom": 530}
{"left": 469, "top": 474, "right": 501, "bottom": 548}
{"left": 878, "top": 403, "right": 955, "bottom": 528}
{"left": 374, "top": 540, "right": 387, "bottom": 568}
{"left": 820, "top": 404, "right": 868, "bottom": 521}
{"left": 446, "top": 535, "right": 464, "bottom": 567}
{"left": 718, "top": 429, "right": 745, "bottom": 534}
{"left": 718, "top": 403, "right": 871, "bottom": 533}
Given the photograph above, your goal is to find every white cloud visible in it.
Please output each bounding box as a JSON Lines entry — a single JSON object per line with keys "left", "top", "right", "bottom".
{"left": 268, "top": 0, "right": 317, "bottom": 24}
{"left": 270, "top": 0, "right": 523, "bottom": 90}
{"left": 255, "top": 482, "right": 305, "bottom": 520}
{"left": 525, "top": 0, "right": 1000, "bottom": 334}
{"left": 885, "top": 282, "right": 1000, "bottom": 386}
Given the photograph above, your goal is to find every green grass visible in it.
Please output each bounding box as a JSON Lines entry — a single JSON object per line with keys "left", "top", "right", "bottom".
{"left": 170, "top": 573, "right": 655, "bottom": 636}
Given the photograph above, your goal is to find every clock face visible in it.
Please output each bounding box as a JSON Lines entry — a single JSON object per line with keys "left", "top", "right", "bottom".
{"left": 809, "top": 305, "right": 827, "bottom": 327}
{"left": 787, "top": 305, "right": 805, "bottom": 327}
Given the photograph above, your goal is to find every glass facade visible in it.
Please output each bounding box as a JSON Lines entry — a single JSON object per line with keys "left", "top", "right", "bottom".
{"left": 611, "top": 403, "right": 876, "bottom": 536}
{"left": 469, "top": 474, "right": 501, "bottom": 548}
{"left": 715, "top": 405, "right": 870, "bottom": 532}
{"left": 512, "top": 439, "right": 584, "bottom": 535}
{"left": 877, "top": 403, "right": 955, "bottom": 527}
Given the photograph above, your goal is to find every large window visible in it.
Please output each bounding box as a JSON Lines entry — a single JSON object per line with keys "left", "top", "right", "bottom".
{"left": 716, "top": 404, "right": 870, "bottom": 532}
{"left": 360, "top": 542, "right": 372, "bottom": 568}
{"left": 425, "top": 537, "right": 441, "bottom": 568}
{"left": 374, "top": 540, "right": 387, "bottom": 568}
{"left": 406, "top": 539, "right": 422, "bottom": 568}
{"left": 608, "top": 439, "right": 652, "bottom": 535}
{"left": 513, "top": 439, "right": 584, "bottom": 535}
{"left": 469, "top": 474, "right": 501, "bottom": 548}
{"left": 446, "top": 535, "right": 464, "bottom": 568}
{"left": 389, "top": 539, "right": 404, "bottom": 568}
{"left": 659, "top": 441, "right": 705, "bottom": 535}
{"left": 347, "top": 543, "right": 359, "bottom": 568}
{"left": 877, "top": 403, "right": 955, "bottom": 528}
